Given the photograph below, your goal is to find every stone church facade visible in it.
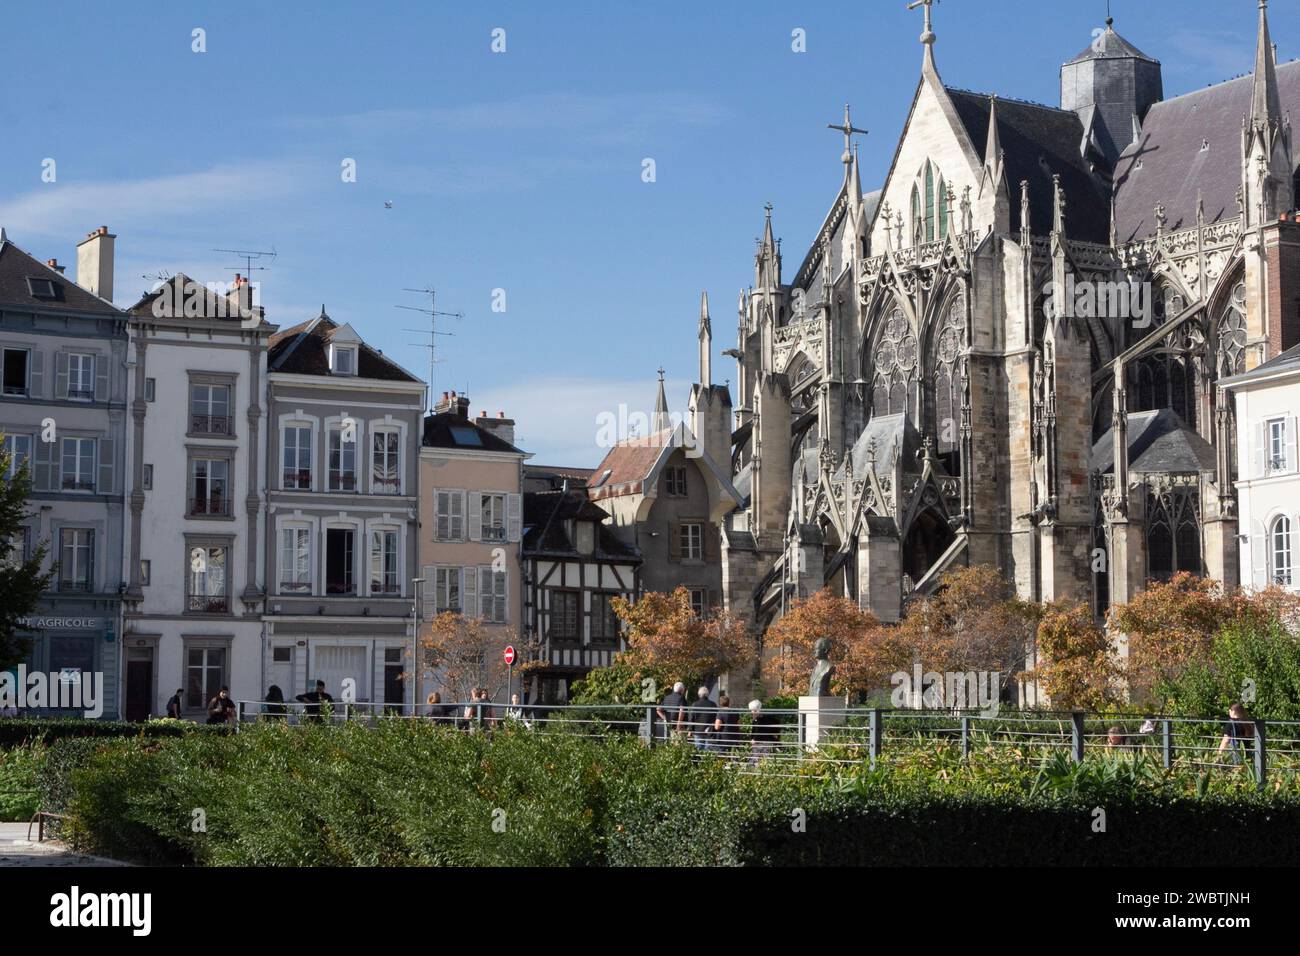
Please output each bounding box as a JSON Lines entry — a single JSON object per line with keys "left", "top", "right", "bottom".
{"left": 702, "top": 2, "right": 1300, "bottom": 669}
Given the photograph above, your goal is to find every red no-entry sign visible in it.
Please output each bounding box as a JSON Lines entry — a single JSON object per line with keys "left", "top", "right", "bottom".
{"left": 503, "top": 645, "right": 516, "bottom": 666}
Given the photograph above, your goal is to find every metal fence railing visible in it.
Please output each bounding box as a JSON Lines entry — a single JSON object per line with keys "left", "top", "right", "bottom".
{"left": 231, "top": 700, "right": 1299, "bottom": 790}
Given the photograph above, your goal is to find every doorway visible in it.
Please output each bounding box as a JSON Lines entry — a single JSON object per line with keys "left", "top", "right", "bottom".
{"left": 125, "top": 648, "right": 154, "bottom": 721}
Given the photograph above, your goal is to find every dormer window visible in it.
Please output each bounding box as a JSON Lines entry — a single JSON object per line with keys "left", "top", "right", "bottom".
{"left": 331, "top": 344, "right": 358, "bottom": 375}
{"left": 26, "top": 277, "right": 58, "bottom": 299}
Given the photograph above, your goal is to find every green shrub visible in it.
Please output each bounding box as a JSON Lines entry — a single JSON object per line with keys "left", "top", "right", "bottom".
{"left": 0, "top": 740, "right": 44, "bottom": 821}
{"left": 0, "top": 717, "right": 225, "bottom": 748}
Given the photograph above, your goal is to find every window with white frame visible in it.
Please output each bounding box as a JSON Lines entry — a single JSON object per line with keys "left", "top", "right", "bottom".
{"left": 185, "top": 644, "right": 227, "bottom": 714}
{"left": 66, "top": 353, "right": 94, "bottom": 400}
{"left": 189, "top": 457, "right": 231, "bottom": 516}
{"left": 435, "top": 490, "right": 463, "bottom": 540}
{"left": 282, "top": 425, "right": 313, "bottom": 489}
{"left": 3, "top": 434, "right": 32, "bottom": 478}
{"left": 190, "top": 383, "right": 232, "bottom": 436}
{"left": 479, "top": 567, "right": 507, "bottom": 623}
{"left": 481, "top": 493, "right": 506, "bottom": 541}
{"left": 280, "top": 526, "right": 312, "bottom": 593}
{"left": 3, "top": 527, "right": 29, "bottom": 569}
{"left": 60, "top": 437, "right": 96, "bottom": 492}
{"left": 1268, "top": 418, "right": 1289, "bottom": 474}
{"left": 370, "top": 529, "right": 399, "bottom": 594}
{"left": 688, "top": 587, "right": 708, "bottom": 618}
{"left": 328, "top": 425, "right": 358, "bottom": 491}
{"left": 371, "top": 429, "right": 400, "bottom": 494}
{"left": 679, "top": 522, "right": 703, "bottom": 561}
{"left": 1272, "top": 515, "right": 1293, "bottom": 587}
{"left": 187, "top": 543, "right": 229, "bottom": 613}
{"left": 432, "top": 566, "right": 460, "bottom": 613}
{"left": 59, "top": 528, "right": 94, "bottom": 591}
{"left": 331, "top": 345, "right": 357, "bottom": 375}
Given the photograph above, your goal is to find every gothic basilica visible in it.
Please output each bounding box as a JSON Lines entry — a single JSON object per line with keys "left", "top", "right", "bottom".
{"left": 686, "top": 1, "right": 1300, "bottom": 662}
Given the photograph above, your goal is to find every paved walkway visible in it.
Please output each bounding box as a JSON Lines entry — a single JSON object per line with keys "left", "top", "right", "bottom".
{"left": 0, "top": 822, "right": 129, "bottom": 867}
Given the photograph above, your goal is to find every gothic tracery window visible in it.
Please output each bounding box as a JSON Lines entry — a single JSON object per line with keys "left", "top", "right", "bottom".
{"left": 871, "top": 307, "right": 919, "bottom": 419}
{"left": 930, "top": 296, "right": 966, "bottom": 473}
{"left": 1217, "top": 281, "right": 1247, "bottom": 379}
{"left": 1145, "top": 484, "right": 1202, "bottom": 583}
{"left": 910, "top": 160, "right": 949, "bottom": 245}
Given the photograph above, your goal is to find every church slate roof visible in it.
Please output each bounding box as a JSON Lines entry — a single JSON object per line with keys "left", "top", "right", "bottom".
{"left": 835, "top": 411, "right": 926, "bottom": 480}
{"left": 946, "top": 89, "right": 1111, "bottom": 243}
{"left": 1065, "top": 24, "right": 1158, "bottom": 65}
{"left": 1091, "top": 408, "right": 1217, "bottom": 475}
{"left": 1220, "top": 341, "right": 1300, "bottom": 387}
{"left": 0, "top": 239, "right": 122, "bottom": 315}
{"left": 1114, "top": 60, "right": 1300, "bottom": 243}
{"left": 269, "top": 313, "right": 420, "bottom": 382}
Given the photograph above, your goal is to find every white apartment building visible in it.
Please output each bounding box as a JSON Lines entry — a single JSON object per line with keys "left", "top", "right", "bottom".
{"left": 1223, "top": 343, "right": 1300, "bottom": 592}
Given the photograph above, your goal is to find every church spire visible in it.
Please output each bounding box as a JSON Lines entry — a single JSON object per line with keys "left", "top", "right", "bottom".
{"left": 698, "top": 292, "right": 712, "bottom": 387}
{"left": 980, "top": 95, "right": 1006, "bottom": 200}
{"left": 1250, "top": 0, "right": 1282, "bottom": 132}
{"left": 652, "top": 368, "right": 670, "bottom": 434}
{"left": 755, "top": 203, "right": 781, "bottom": 289}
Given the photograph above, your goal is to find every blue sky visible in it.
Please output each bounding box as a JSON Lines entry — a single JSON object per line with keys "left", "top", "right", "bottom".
{"left": 1, "top": 0, "right": 1292, "bottom": 464}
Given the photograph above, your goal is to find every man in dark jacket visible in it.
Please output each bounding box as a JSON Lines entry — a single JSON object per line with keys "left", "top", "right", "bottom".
{"left": 295, "top": 680, "right": 334, "bottom": 722}
{"left": 687, "top": 686, "right": 717, "bottom": 750}
{"left": 656, "top": 682, "right": 687, "bottom": 741}
{"left": 166, "top": 689, "right": 184, "bottom": 719}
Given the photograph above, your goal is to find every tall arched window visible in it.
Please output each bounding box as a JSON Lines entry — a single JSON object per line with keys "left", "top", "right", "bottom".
{"left": 870, "top": 307, "right": 919, "bottom": 419}
{"left": 910, "top": 161, "right": 950, "bottom": 245}
{"left": 1272, "top": 515, "right": 1293, "bottom": 587}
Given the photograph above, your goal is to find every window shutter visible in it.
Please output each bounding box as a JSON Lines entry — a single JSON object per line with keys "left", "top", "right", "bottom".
{"left": 669, "top": 522, "right": 681, "bottom": 562}
{"left": 28, "top": 350, "right": 43, "bottom": 398}
{"left": 54, "top": 351, "right": 68, "bottom": 399}
{"left": 33, "top": 437, "right": 54, "bottom": 491}
{"left": 1289, "top": 418, "right": 1299, "bottom": 474}
{"left": 462, "top": 566, "right": 478, "bottom": 619}
{"left": 1251, "top": 519, "right": 1267, "bottom": 590}
{"left": 479, "top": 567, "right": 491, "bottom": 619}
{"left": 97, "top": 437, "right": 114, "bottom": 495}
{"left": 453, "top": 490, "right": 465, "bottom": 540}
{"left": 468, "top": 491, "right": 483, "bottom": 541}
{"left": 507, "top": 493, "right": 522, "bottom": 542}
{"left": 435, "top": 491, "right": 448, "bottom": 540}
{"left": 1255, "top": 421, "right": 1268, "bottom": 477}
{"left": 87, "top": 530, "right": 96, "bottom": 593}
{"left": 421, "top": 565, "right": 437, "bottom": 618}
{"left": 94, "top": 354, "right": 108, "bottom": 402}
{"left": 496, "top": 570, "right": 508, "bottom": 624}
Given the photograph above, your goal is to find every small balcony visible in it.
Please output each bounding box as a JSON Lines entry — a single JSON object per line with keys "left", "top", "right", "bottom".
{"left": 370, "top": 581, "right": 400, "bottom": 595}
{"left": 191, "top": 414, "right": 233, "bottom": 437}
{"left": 371, "top": 477, "right": 401, "bottom": 495}
{"left": 328, "top": 474, "right": 358, "bottom": 493}
{"left": 188, "top": 495, "right": 231, "bottom": 517}
{"left": 279, "top": 580, "right": 312, "bottom": 594}
{"left": 187, "top": 594, "right": 230, "bottom": 614}
{"left": 66, "top": 387, "right": 95, "bottom": 402}
{"left": 61, "top": 478, "right": 95, "bottom": 493}
{"left": 58, "top": 578, "right": 92, "bottom": 593}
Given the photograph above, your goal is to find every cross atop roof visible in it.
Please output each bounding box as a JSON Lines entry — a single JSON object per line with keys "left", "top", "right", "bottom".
{"left": 907, "top": 0, "right": 938, "bottom": 47}
{"left": 827, "top": 104, "right": 868, "bottom": 166}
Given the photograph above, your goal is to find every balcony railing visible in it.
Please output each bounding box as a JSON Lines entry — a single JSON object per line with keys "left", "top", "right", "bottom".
{"left": 482, "top": 525, "right": 506, "bottom": 542}
{"left": 191, "top": 414, "right": 233, "bottom": 436}
{"left": 66, "top": 388, "right": 95, "bottom": 401}
{"left": 58, "top": 579, "right": 92, "bottom": 593}
{"left": 188, "top": 495, "right": 231, "bottom": 517}
{"left": 328, "top": 474, "right": 357, "bottom": 492}
{"left": 1269, "top": 456, "right": 1289, "bottom": 474}
{"left": 61, "top": 478, "right": 95, "bottom": 492}
{"left": 279, "top": 580, "right": 311, "bottom": 594}
{"left": 283, "top": 469, "right": 312, "bottom": 489}
{"left": 187, "top": 594, "right": 230, "bottom": 613}
{"left": 371, "top": 477, "right": 401, "bottom": 494}
{"left": 325, "top": 580, "right": 355, "bottom": 595}
{"left": 370, "top": 582, "right": 400, "bottom": 594}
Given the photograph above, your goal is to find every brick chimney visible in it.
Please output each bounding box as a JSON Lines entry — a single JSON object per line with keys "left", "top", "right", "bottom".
{"left": 475, "top": 409, "right": 515, "bottom": 446}
{"left": 75, "top": 226, "right": 115, "bottom": 302}
{"left": 434, "top": 389, "right": 471, "bottom": 419}
{"left": 46, "top": 258, "right": 65, "bottom": 274}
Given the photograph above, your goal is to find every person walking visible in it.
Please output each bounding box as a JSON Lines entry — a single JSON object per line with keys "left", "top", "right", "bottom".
{"left": 714, "top": 692, "right": 741, "bottom": 752}
{"left": 657, "top": 681, "right": 687, "bottom": 741}
{"left": 426, "top": 691, "right": 452, "bottom": 724}
{"left": 687, "top": 686, "right": 717, "bottom": 750}
{"left": 206, "top": 686, "right": 236, "bottom": 725}
{"left": 1217, "top": 701, "right": 1254, "bottom": 766}
{"left": 748, "top": 699, "right": 781, "bottom": 765}
{"left": 504, "top": 692, "right": 532, "bottom": 729}
{"left": 166, "top": 688, "right": 184, "bottom": 719}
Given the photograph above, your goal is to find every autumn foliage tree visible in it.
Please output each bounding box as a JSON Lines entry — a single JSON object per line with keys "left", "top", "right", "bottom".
{"left": 420, "top": 611, "right": 509, "bottom": 703}
{"left": 1028, "top": 600, "right": 1122, "bottom": 711}
{"left": 609, "top": 587, "right": 751, "bottom": 693}
{"left": 893, "top": 565, "right": 1041, "bottom": 701}
{"left": 762, "top": 588, "right": 902, "bottom": 698}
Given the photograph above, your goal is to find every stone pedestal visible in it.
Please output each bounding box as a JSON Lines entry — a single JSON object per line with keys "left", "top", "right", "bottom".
{"left": 798, "top": 696, "right": 844, "bottom": 749}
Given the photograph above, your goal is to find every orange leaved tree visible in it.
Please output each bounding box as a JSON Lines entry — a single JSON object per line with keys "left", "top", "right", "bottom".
{"left": 611, "top": 587, "right": 751, "bottom": 692}
{"left": 420, "top": 611, "right": 509, "bottom": 703}
{"left": 762, "top": 588, "right": 902, "bottom": 698}
{"left": 1028, "top": 600, "right": 1122, "bottom": 711}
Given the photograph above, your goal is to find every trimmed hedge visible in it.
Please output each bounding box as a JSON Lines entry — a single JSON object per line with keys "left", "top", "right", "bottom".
{"left": 43, "top": 722, "right": 1300, "bottom": 866}
{"left": 0, "top": 717, "right": 227, "bottom": 748}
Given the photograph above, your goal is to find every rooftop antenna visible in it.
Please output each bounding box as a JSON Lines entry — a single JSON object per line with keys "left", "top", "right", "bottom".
{"left": 399, "top": 286, "right": 464, "bottom": 413}
{"left": 213, "top": 247, "right": 277, "bottom": 280}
